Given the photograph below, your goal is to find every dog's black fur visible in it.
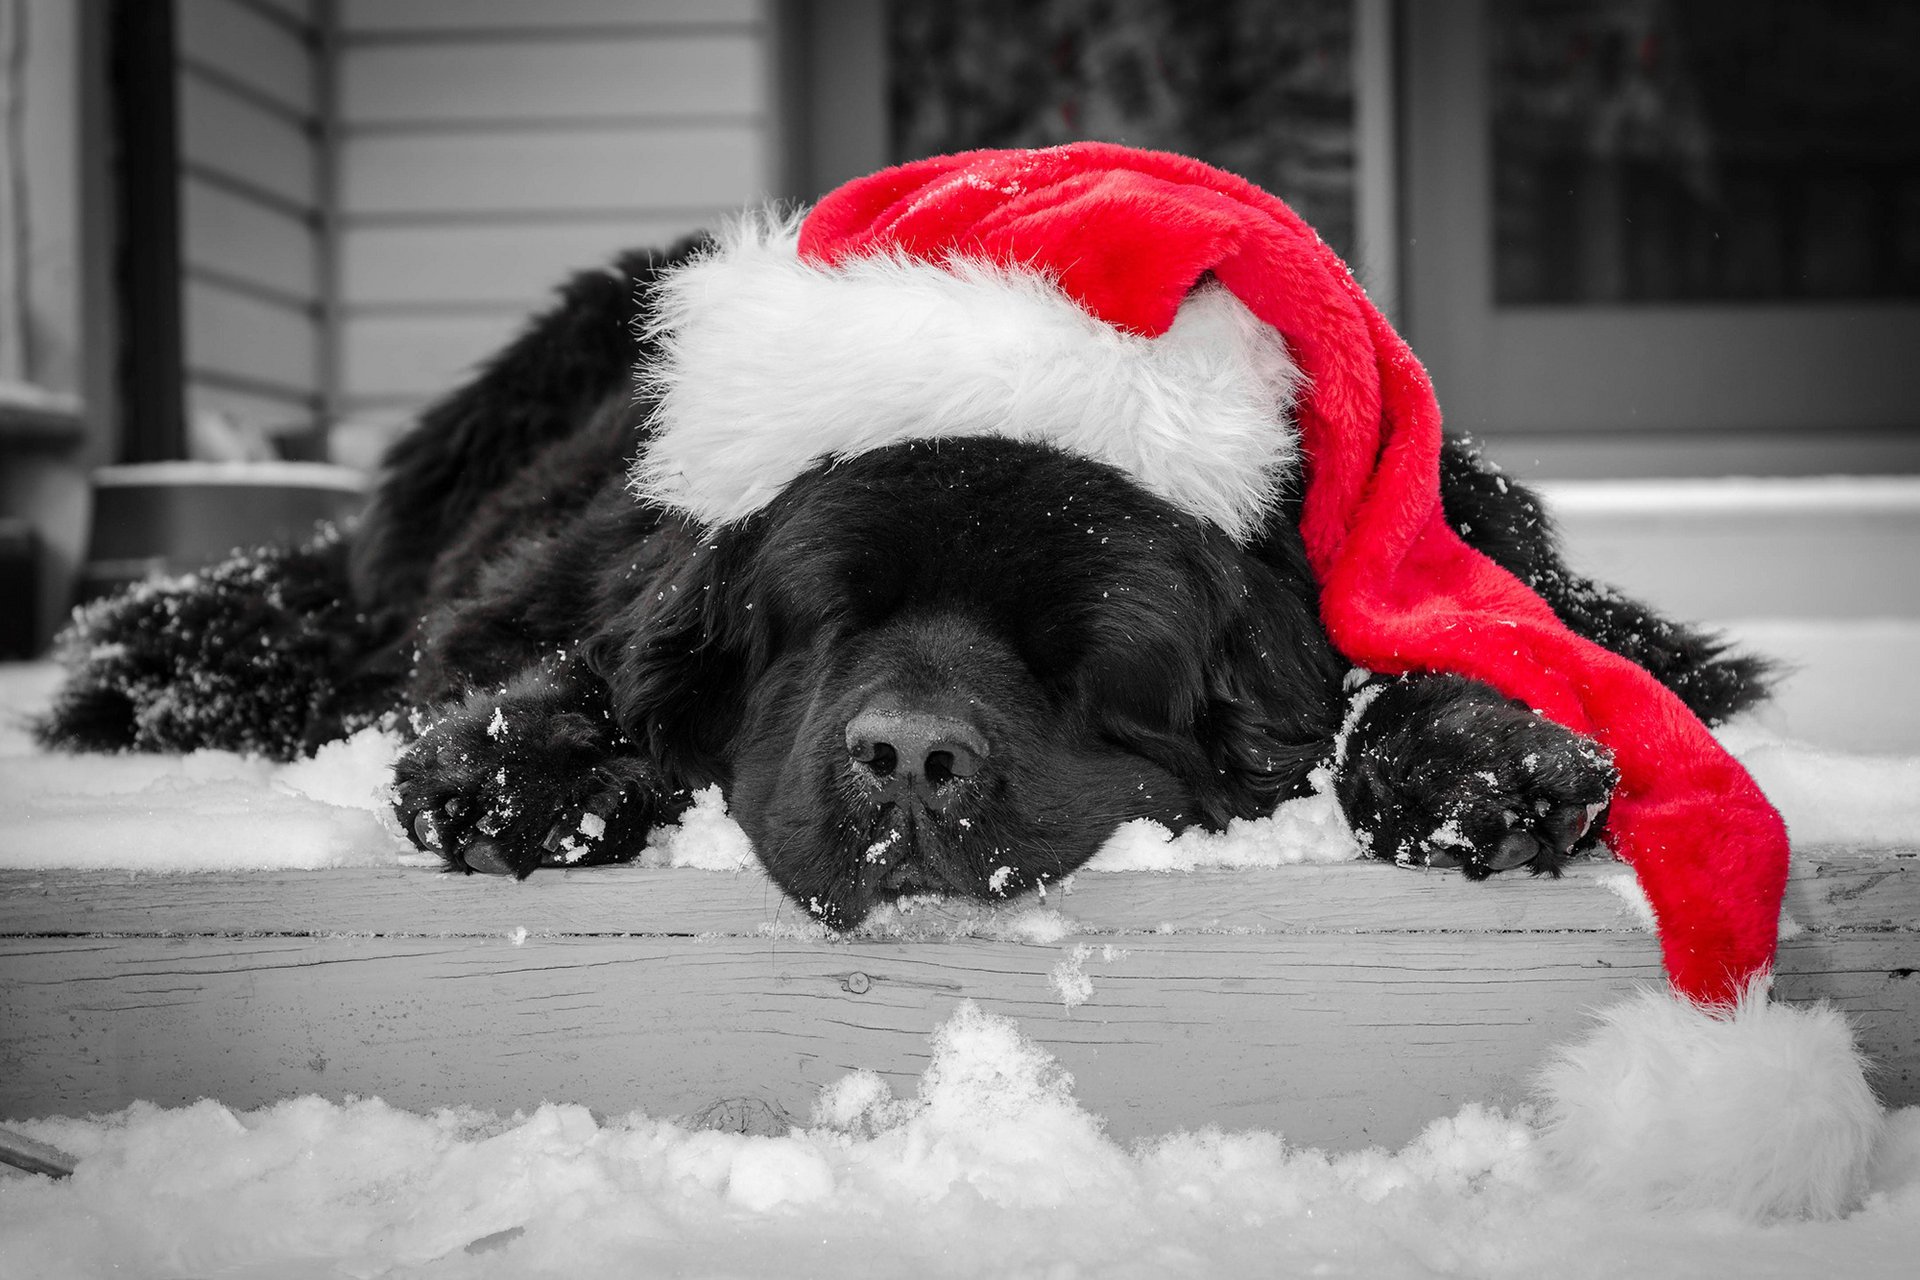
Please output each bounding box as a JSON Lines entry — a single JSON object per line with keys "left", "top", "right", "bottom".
{"left": 39, "top": 241, "right": 1771, "bottom": 927}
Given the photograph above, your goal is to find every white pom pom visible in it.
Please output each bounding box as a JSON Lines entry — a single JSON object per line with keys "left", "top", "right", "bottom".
{"left": 1537, "top": 978, "right": 1883, "bottom": 1220}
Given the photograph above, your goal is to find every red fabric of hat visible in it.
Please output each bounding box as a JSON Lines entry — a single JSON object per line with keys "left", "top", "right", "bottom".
{"left": 799, "top": 142, "right": 1788, "bottom": 1007}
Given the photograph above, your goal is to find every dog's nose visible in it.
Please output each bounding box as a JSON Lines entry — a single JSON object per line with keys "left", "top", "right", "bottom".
{"left": 845, "top": 705, "right": 988, "bottom": 802}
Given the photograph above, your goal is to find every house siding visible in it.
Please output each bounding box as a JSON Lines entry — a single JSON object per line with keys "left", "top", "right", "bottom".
{"left": 174, "top": 0, "right": 325, "bottom": 441}
{"left": 332, "top": 0, "right": 779, "bottom": 425}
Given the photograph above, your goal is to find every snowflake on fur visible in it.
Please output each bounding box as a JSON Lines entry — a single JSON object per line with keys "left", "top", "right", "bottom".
{"left": 36, "top": 526, "right": 382, "bottom": 761}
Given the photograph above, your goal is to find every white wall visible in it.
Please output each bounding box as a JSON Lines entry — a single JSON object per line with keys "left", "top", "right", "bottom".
{"left": 332, "top": 0, "right": 780, "bottom": 429}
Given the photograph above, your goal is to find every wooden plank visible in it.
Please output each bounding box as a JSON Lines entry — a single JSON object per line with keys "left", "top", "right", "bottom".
{"left": 340, "top": 0, "right": 762, "bottom": 36}
{"left": 181, "top": 173, "right": 319, "bottom": 301}
{"left": 0, "top": 932, "right": 1664, "bottom": 1148}
{"left": 185, "top": 278, "right": 319, "bottom": 393}
{"left": 177, "top": 71, "right": 317, "bottom": 209}
{"left": 339, "top": 34, "right": 765, "bottom": 125}
{"left": 177, "top": 0, "right": 316, "bottom": 117}
{"left": 1, "top": 852, "right": 1911, "bottom": 942}
{"left": 2, "top": 856, "right": 1911, "bottom": 1146}
{"left": 339, "top": 219, "right": 704, "bottom": 307}
{"left": 340, "top": 311, "right": 521, "bottom": 399}
{"left": 338, "top": 125, "right": 765, "bottom": 217}
{"left": 2, "top": 930, "right": 1910, "bottom": 1148}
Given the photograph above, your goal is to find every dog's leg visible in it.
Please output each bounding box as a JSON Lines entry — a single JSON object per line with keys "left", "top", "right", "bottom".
{"left": 35, "top": 526, "right": 388, "bottom": 759}
{"left": 1332, "top": 673, "right": 1617, "bottom": 878}
{"left": 1520, "top": 566, "right": 1774, "bottom": 725}
{"left": 1438, "top": 435, "right": 1773, "bottom": 724}
{"left": 394, "top": 654, "right": 686, "bottom": 876}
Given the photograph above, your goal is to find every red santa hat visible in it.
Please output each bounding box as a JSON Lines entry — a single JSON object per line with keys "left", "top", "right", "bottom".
{"left": 633, "top": 142, "right": 1790, "bottom": 1010}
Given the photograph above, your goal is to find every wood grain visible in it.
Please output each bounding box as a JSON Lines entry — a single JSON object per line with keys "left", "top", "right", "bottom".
{"left": 2, "top": 855, "right": 1913, "bottom": 1148}
{"left": 0, "top": 852, "right": 1907, "bottom": 939}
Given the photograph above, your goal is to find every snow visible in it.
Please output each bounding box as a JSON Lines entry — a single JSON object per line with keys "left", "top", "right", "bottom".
{"left": 2, "top": 1002, "right": 1917, "bottom": 1279}
{"left": 0, "top": 663, "right": 415, "bottom": 871}
{"left": 1538, "top": 474, "right": 1920, "bottom": 516}
{"left": 1084, "top": 764, "right": 1360, "bottom": 872}
{"left": 1721, "top": 618, "right": 1920, "bottom": 756}
{"left": 4, "top": 644, "right": 1920, "bottom": 1275}
{"left": 637, "top": 784, "right": 756, "bottom": 872}
{"left": 4, "top": 641, "right": 1918, "bottom": 876}
{"left": 1719, "top": 726, "right": 1920, "bottom": 847}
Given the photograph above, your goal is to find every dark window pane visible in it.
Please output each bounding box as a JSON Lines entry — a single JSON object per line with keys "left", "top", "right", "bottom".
{"left": 1490, "top": 0, "right": 1920, "bottom": 304}
{"left": 890, "top": 0, "right": 1357, "bottom": 261}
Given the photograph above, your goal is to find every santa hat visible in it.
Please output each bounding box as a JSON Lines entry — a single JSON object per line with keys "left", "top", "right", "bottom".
{"left": 636, "top": 141, "right": 1792, "bottom": 1006}
{"left": 634, "top": 142, "right": 1881, "bottom": 1216}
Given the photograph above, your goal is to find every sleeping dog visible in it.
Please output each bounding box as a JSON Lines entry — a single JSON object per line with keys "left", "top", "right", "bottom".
{"left": 39, "top": 235, "right": 1767, "bottom": 929}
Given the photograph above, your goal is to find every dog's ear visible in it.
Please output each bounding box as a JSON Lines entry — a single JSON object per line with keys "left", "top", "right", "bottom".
{"left": 1194, "top": 538, "right": 1347, "bottom": 819}
{"left": 1075, "top": 532, "right": 1345, "bottom": 827}
{"left": 588, "top": 516, "right": 772, "bottom": 789}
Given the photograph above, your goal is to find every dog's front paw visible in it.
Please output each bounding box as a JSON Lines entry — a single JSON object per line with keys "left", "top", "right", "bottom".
{"left": 1336, "top": 675, "right": 1616, "bottom": 879}
{"left": 394, "top": 688, "right": 662, "bottom": 876}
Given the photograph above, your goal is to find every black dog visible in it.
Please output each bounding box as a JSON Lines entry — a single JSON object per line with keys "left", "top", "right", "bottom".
{"left": 39, "top": 241, "right": 1768, "bottom": 928}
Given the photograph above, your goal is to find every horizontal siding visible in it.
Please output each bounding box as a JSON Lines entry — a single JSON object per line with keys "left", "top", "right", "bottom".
{"left": 340, "top": 35, "right": 765, "bottom": 125}
{"left": 340, "top": 220, "right": 700, "bottom": 308}
{"left": 3, "top": 857, "right": 1913, "bottom": 1148}
{"left": 181, "top": 175, "right": 319, "bottom": 302}
{"left": 186, "top": 281, "right": 321, "bottom": 395}
{"left": 341, "top": 125, "right": 765, "bottom": 218}
{"left": 332, "top": 0, "right": 773, "bottom": 422}
{"left": 341, "top": 312, "right": 522, "bottom": 399}
{"left": 340, "top": 0, "right": 760, "bottom": 36}
{"left": 175, "top": 0, "right": 325, "bottom": 444}
{"left": 177, "top": 71, "right": 317, "bottom": 209}
{"left": 177, "top": 0, "right": 316, "bottom": 118}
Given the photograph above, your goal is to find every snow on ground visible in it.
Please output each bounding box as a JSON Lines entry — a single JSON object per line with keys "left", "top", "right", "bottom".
{"left": 5, "top": 642, "right": 1919, "bottom": 1277}
{"left": 3, "top": 1002, "right": 1919, "bottom": 1280}
{"left": 1720, "top": 618, "right": 1920, "bottom": 757}
{"left": 3, "top": 632, "right": 1917, "bottom": 875}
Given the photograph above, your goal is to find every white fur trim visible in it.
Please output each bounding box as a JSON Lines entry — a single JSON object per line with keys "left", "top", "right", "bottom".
{"left": 631, "top": 214, "right": 1302, "bottom": 541}
{"left": 1536, "top": 979, "right": 1883, "bottom": 1220}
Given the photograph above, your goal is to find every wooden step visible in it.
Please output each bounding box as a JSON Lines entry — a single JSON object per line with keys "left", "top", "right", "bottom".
{"left": 3, "top": 854, "right": 1914, "bottom": 1149}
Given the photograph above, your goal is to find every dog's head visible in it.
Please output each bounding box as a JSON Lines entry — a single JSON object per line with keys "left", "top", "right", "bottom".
{"left": 597, "top": 437, "right": 1342, "bottom": 927}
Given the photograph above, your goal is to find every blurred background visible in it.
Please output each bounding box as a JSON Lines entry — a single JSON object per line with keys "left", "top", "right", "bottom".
{"left": 1, "top": 0, "right": 1916, "bottom": 746}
